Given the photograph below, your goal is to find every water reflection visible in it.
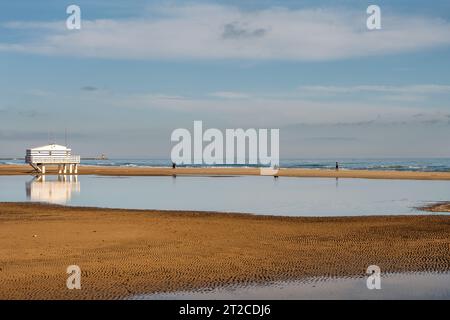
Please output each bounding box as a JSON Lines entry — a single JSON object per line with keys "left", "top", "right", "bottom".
{"left": 132, "top": 272, "right": 450, "bottom": 300}
{"left": 0, "top": 175, "right": 447, "bottom": 216}
{"left": 25, "top": 175, "right": 80, "bottom": 204}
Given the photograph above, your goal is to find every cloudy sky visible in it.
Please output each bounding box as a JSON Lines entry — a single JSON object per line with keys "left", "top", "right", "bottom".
{"left": 1, "top": 0, "right": 450, "bottom": 158}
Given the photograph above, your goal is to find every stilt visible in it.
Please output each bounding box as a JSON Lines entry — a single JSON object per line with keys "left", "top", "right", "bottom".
{"left": 41, "top": 165, "right": 46, "bottom": 174}
{"left": 69, "top": 164, "right": 73, "bottom": 174}
{"left": 74, "top": 164, "right": 78, "bottom": 174}
{"left": 63, "top": 165, "right": 67, "bottom": 174}
{"left": 29, "top": 163, "right": 42, "bottom": 173}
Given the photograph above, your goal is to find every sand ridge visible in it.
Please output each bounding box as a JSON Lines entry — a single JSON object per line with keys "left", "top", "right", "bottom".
{"left": 422, "top": 202, "right": 450, "bottom": 212}
{"left": 1, "top": 164, "right": 450, "bottom": 180}
{"left": 0, "top": 202, "right": 449, "bottom": 299}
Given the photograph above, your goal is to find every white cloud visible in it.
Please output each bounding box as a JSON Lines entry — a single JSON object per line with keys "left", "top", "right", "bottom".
{"left": 1, "top": 4, "right": 450, "bottom": 60}
{"left": 209, "top": 91, "right": 251, "bottom": 99}
{"left": 297, "top": 84, "right": 450, "bottom": 94}
{"left": 81, "top": 90, "right": 446, "bottom": 128}
{"left": 296, "top": 84, "right": 450, "bottom": 103}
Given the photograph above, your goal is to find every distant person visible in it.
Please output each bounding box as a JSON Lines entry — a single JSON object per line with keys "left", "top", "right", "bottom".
{"left": 336, "top": 162, "right": 339, "bottom": 171}
{"left": 172, "top": 162, "right": 177, "bottom": 178}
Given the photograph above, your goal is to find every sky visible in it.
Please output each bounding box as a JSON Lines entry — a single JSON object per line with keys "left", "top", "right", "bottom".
{"left": 1, "top": 0, "right": 450, "bottom": 158}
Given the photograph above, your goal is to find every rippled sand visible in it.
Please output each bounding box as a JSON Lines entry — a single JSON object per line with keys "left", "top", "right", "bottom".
{"left": 0, "top": 203, "right": 449, "bottom": 299}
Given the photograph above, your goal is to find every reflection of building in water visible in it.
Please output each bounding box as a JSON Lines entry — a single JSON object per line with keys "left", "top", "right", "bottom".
{"left": 26, "top": 175, "right": 80, "bottom": 204}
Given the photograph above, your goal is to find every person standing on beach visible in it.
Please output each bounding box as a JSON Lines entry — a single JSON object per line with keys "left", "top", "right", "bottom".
{"left": 172, "top": 162, "right": 177, "bottom": 178}
{"left": 336, "top": 162, "right": 339, "bottom": 171}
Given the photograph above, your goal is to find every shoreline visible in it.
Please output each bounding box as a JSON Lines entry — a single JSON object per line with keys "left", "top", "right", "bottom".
{"left": 1, "top": 202, "right": 449, "bottom": 299}
{"left": 2, "top": 164, "right": 450, "bottom": 180}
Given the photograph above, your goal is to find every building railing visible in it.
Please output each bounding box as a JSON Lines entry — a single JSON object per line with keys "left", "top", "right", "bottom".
{"left": 26, "top": 156, "right": 81, "bottom": 164}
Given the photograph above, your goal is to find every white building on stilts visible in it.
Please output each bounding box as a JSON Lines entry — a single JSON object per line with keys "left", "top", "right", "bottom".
{"left": 25, "top": 144, "right": 80, "bottom": 174}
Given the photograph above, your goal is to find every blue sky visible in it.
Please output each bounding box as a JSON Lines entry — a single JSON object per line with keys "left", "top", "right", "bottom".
{"left": 1, "top": 1, "right": 450, "bottom": 158}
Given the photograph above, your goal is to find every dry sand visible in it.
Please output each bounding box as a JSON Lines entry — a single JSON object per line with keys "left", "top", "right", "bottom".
{"left": 1, "top": 164, "right": 450, "bottom": 180}
{"left": 0, "top": 202, "right": 449, "bottom": 299}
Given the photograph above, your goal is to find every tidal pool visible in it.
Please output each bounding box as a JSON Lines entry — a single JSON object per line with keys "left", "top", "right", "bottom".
{"left": 131, "top": 272, "right": 450, "bottom": 300}
{"left": 0, "top": 175, "right": 449, "bottom": 216}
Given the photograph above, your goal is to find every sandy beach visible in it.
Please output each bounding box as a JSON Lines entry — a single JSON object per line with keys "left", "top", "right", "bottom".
{"left": 1, "top": 164, "right": 450, "bottom": 180}
{"left": 0, "top": 202, "right": 449, "bottom": 299}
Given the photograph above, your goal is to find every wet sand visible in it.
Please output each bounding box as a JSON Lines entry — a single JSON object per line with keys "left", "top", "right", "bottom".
{"left": 0, "top": 202, "right": 449, "bottom": 299}
{"left": 1, "top": 164, "right": 450, "bottom": 180}
{"left": 422, "top": 202, "right": 450, "bottom": 212}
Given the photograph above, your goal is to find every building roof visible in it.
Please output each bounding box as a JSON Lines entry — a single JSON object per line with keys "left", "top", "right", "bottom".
{"left": 27, "top": 144, "right": 71, "bottom": 151}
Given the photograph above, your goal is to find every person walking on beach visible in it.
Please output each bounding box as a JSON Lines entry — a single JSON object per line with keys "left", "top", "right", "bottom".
{"left": 335, "top": 162, "right": 339, "bottom": 171}
{"left": 172, "top": 162, "right": 176, "bottom": 169}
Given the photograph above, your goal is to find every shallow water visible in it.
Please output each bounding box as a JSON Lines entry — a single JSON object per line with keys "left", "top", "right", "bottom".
{"left": 131, "top": 272, "right": 450, "bottom": 300}
{"left": 0, "top": 175, "right": 450, "bottom": 216}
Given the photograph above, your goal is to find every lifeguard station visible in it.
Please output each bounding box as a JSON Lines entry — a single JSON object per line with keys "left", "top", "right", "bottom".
{"left": 25, "top": 144, "right": 80, "bottom": 174}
